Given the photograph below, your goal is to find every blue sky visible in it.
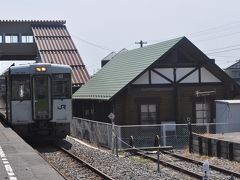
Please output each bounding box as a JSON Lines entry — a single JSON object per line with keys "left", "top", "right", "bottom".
{"left": 1, "top": 0, "right": 240, "bottom": 74}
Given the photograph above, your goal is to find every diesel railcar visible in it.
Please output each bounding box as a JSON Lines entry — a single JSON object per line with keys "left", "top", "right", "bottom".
{"left": 0, "top": 63, "right": 72, "bottom": 138}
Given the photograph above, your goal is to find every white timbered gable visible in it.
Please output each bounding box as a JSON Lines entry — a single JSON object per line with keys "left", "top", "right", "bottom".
{"left": 132, "top": 67, "right": 221, "bottom": 85}
{"left": 132, "top": 71, "right": 149, "bottom": 84}
{"left": 201, "top": 67, "right": 221, "bottom": 83}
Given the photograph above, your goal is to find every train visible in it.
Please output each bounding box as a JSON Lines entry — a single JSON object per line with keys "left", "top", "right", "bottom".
{"left": 0, "top": 63, "right": 72, "bottom": 139}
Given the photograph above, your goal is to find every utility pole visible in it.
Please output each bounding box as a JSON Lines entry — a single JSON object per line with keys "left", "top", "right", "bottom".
{"left": 135, "top": 40, "right": 147, "bottom": 48}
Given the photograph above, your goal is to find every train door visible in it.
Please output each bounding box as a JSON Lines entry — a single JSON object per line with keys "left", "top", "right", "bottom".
{"left": 32, "top": 76, "right": 52, "bottom": 120}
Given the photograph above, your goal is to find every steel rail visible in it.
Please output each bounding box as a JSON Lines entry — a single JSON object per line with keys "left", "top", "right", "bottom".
{"left": 163, "top": 151, "right": 240, "bottom": 178}
{"left": 135, "top": 151, "right": 202, "bottom": 179}
{"left": 56, "top": 145, "right": 115, "bottom": 180}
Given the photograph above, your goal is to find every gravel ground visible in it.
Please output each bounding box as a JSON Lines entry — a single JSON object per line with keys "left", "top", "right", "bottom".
{"left": 39, "top": 145, "right": 103, "bottom": 180}
{"left": 158, "top": 152, "right": 235, "bottom": 180}
{"left": 63, "top": 136, "right": 195, "bottom": 180}
{"left": 173, "top": 149, "right": 240, "bottom": 179}
{"left": 39, "top": 136, "right": 240, "bottom": 180}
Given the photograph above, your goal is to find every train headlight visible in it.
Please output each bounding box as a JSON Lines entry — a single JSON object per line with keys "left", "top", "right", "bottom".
{"left": 35, "top": 67, "right": 47, "bottom": 72}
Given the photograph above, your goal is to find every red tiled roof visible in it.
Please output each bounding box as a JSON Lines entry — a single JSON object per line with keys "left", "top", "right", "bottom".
{"left": 32, "top": 26, "right": 70, "bottom": 37}
{"left": 0, "top": 20, "right": 66, "bottom": 24}
{"left": 36, "top": 37, "right": 76, "bottom": 51}
{"left": 32, "top": 25, "right": 89, "bottom": 86}
{"left": 39, "top": 51, "right": 84, "bottom": 66}
{"left": 71, "top": 66, "right": 89, "bottom": 85}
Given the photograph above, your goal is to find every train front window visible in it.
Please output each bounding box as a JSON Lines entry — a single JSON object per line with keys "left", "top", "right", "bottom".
{"left": 52, "top": 74, "right": 71, "bottom": 99}
{"left": 11, "top": 75, "right": 30, "bottom": 100}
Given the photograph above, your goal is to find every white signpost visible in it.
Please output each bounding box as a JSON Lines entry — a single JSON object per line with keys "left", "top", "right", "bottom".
{"left": 108, "top": 113, "right": 115, "bottom": 121}
{"left": 203, "top": 160, "right": 209, "bottom": 180}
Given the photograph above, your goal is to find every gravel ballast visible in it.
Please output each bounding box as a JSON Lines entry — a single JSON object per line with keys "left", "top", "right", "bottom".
{"left": 63, "top": 136, "right": 195, "bottom": 180}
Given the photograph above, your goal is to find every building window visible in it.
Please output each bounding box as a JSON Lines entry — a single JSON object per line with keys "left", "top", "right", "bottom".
{"left": 21, "top": 35, "right": 34, "bottom": 43}
{"left": 195, "top": 102, "right": 210, "bottom": 123}
{"left": 140, "top": 104, "right": 157, "bottom": 124}
{"left": 5, "top": 34, "right": 19, "bottom": 43}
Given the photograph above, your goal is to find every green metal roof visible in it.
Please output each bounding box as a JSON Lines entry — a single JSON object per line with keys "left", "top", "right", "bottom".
{"left": 73, "top": 37, "right": 184, "bottom": 100}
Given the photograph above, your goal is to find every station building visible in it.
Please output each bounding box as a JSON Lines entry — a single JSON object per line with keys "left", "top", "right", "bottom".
{"left": 73, "top": 37, "right": 240, "bottom": 125}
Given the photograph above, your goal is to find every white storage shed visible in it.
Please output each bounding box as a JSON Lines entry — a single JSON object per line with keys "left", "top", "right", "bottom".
{"left": 215, "top": 100, "right": 240, "bottom": 133}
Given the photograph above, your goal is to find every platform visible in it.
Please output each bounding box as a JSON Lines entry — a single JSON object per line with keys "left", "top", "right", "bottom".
{"left": 192, "top": 132, "right": 240, "bottom": 162}
{"left": 207, "top": 132, "right": 240, "bottom": 144}
{"left": 0, "top": 122, "right": 64, "bottom": 180}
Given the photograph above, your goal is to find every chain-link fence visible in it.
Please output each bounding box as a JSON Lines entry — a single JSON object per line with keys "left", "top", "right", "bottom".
{"left": 71, "top": 117, "right": 238, "bottom": 149}
{"left": 71, "top": 117, "right": 118, "bottom": 148}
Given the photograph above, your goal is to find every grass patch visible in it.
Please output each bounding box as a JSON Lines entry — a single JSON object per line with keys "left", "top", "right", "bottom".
{"left": 130, "top": 156, "right": 152, "bottom": 165}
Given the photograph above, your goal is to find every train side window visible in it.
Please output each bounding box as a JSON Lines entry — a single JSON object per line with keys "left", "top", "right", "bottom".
{"left": 21, "top": 35, "right": 34, "bottom": 43}
{"left": 5, "top": 34, "right": 19, "bottom": 43}
{"left": 11, "top": 75, "right": 30, "bottom": 100}
{"left": 52, "top": 74, "right": 71, "bottom": 99}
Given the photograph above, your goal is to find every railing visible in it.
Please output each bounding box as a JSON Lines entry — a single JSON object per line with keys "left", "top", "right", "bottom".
{"left": 71, "top": 117, "right": 235, "bottom": 149}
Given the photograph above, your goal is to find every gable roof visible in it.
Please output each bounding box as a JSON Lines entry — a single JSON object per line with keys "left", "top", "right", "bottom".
{"left": 73, "top": 37, "right": 184, "bottom": 100}
{"left": 102, "top": 49, "right": 128, "bottom": 61}
{"left": 225, "top": 60, "right": 240, "bottom": 70}
{"left": 102, "top": 51, "right": 117, "bottom": 61}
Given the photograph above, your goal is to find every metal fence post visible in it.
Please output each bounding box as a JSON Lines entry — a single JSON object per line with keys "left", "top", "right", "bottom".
{"left": 157, "top": 148, "right": 160, "bottom": 173}
{"left": 108, "top": 113, "right": 116, "bottom": 154}
{"left": 199, "top": 136, "right": 203, "bottom": 155}
{"left": 107, "top": 125, "right": 110, "bottom": 149}
{"left": 162, "top": 125, "right": 166, "bottom": 146}
{"left": 155, "top": 135, "right": 160, "bottom": 173}
{"left": 187, "top": 118, "right": 193, "bottom": 153}
{"left": 115, "top": 134, "right": 118, "bottom": 158}
{"left": 111, "top": 121, "right": 115, "bottom": 154}
{"left": 206, "top": 124, "right": 209, "bottom": 134}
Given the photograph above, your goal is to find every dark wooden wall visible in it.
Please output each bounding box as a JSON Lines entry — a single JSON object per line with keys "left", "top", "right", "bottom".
{"left": 112, "top": 84, "right": 227, "bottom": 125}
{"left": 73, "top": 99, "right": 112, "bottom": 123}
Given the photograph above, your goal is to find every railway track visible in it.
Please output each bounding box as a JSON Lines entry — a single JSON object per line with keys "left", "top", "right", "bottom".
{"left": 135, "top": 151, "right": 202, "bottom": 179}
{"left": 37, "top": 143, "right": 114, "bottom": 180}
{"left": 162, "top": 151, "right": 240, "bottom": 178}
{"left": 135, "top": 151, "right": 237, "bottom": 179}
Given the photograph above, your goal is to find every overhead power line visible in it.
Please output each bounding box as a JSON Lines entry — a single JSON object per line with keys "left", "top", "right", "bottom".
{"left": 209, "top": 55, "right": 240, "bottom": 58}
{"left": 71, "top": 33, "right": 115, "bottom": 52}
{"left": 206, "top": 47, "right": 240, "bottom": 55}
{"left": 204, "top": 44, "right": 240, "bottom": 53}
{"left": 188, "top": 20, "right": 240, "bottom": 36}
{"left": 148, "top": 21, "right": 240, "bottom": 44}
{"left": 194, "top": 30, "right": 240, "bottom": 43}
